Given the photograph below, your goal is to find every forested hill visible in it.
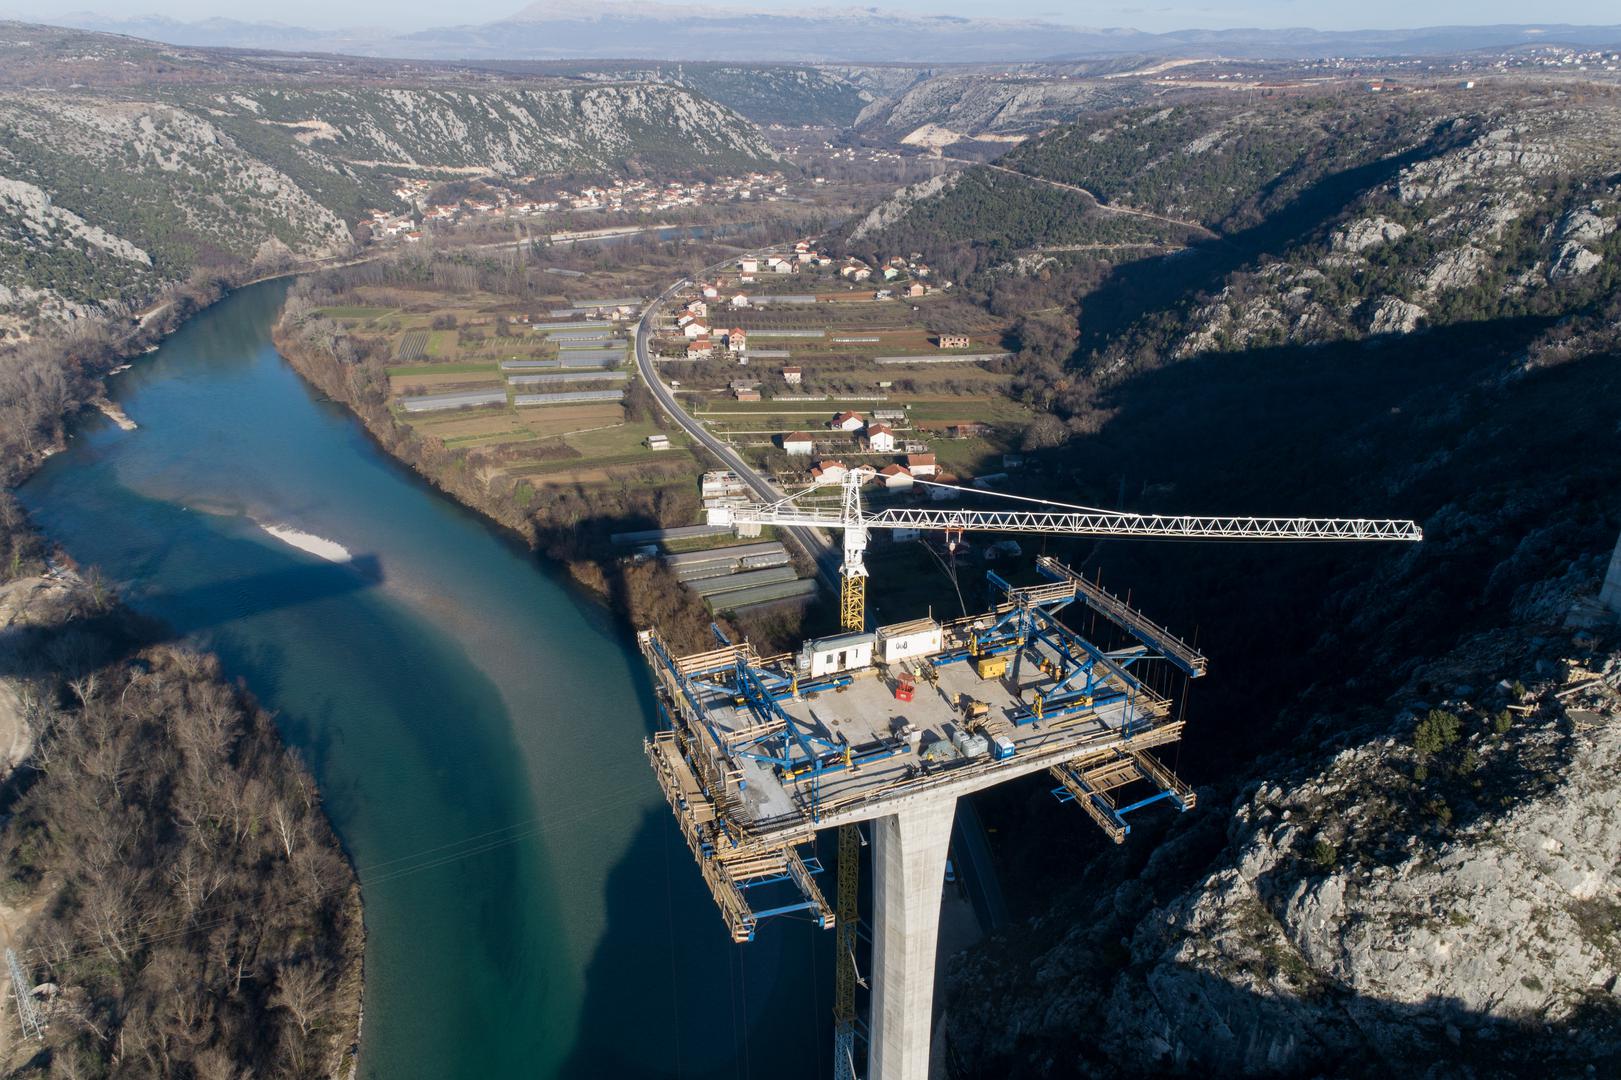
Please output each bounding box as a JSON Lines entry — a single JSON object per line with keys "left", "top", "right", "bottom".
{"left": 850, "top": 84, "right": 1621, "bottom": 384}
{"left": 0, "top": 22, "right": 778, "bottom": 339}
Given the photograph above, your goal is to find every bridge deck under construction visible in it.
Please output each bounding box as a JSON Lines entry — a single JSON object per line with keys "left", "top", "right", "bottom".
{"left": 641, "top": 560, "right": 1199, "bottom": 941}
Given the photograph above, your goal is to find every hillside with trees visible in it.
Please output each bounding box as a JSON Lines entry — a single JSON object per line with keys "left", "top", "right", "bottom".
{"left": 0, "top": 21, "right": 780, "bottom": 341}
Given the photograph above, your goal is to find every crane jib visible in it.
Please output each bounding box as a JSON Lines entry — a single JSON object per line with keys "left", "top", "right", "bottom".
{"left": 721, "top": 506, "right": 1423, "bottom": 542}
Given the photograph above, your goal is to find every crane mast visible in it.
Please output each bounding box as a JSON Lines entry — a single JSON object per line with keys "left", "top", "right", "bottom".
{"left": 707, "top": 467, "right": 1423, "bottom": 632}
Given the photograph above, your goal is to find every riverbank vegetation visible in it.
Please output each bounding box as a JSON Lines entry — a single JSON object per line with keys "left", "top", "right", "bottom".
{"left": 272, "top": 234, "right": 817, "bottom": 653}
{"left": 0, "top": 572, "right": 363, "bottom": 1078}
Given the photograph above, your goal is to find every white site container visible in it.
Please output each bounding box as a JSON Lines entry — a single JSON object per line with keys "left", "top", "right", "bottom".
{"left": 804, "top": 631, "right": 876, "bottom": 677}
{"left": 876, "top": 618, "right": 944, "bottom": 665}
{"left": 953, "top": 730, "right": 989, "bottom": 759}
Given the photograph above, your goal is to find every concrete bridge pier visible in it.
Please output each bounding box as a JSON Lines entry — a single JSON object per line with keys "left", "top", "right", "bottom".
{"left": 1601, "top": 530, "right": 1621, "bottom": 616}
{"left": 869, "top": 797, "right": 958, "bottom": 1080}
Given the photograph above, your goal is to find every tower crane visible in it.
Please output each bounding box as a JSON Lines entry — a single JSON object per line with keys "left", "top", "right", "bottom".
{"left": 708, "top": 466, "right": 1424, "bottom": 632}
{"left": 702, "top": 465, "right": 1420, "bottom": 1080}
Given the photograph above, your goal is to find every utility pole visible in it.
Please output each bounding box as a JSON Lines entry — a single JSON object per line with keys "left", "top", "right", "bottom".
{"left": 6, "top": 948, "right": 44, "bottom": 1041}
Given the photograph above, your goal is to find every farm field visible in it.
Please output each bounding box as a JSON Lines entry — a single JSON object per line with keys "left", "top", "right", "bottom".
{"left": 312, "top": 276, "right": 695, "bottom": 509}
{"left": 658, "top": 255, "right": 1038, "bottom": 491}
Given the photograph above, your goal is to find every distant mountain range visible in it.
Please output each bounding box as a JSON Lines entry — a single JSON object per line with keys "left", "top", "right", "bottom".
{"left": 22, "top": 6, "right": 1621, "bottom": 63}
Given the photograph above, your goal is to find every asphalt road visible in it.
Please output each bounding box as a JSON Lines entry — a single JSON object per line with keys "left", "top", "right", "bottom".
{"left": 634, "top": 266, "right": 840, "bottom": 589}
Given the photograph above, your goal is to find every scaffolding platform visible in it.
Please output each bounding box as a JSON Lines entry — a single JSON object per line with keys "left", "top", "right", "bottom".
{"left": 641, "top": 561, "right": 1199, "bottom": 939}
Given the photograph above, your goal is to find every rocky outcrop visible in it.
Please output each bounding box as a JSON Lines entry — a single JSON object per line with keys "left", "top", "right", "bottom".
{"left": 856, "top": 73, "right": 1145, "bottom": 142}
{"left": 1366, "top": 296, "right": 1427, "bottom": 335}
{"left": 1332, "top": 215, "right": 1408, "bottom": 253}
{"left": 948, "top": 627, "right": 1621, "bottom": 1078}
{"left": 849, "top": 171, "right": 961, "bottom": 240}
{"left": 1551, "top": 241, "right": 1605, "bottom": 281}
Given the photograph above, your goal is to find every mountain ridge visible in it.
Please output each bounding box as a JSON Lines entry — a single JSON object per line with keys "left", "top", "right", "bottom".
{"left": 19, "top": 9, "right": 1621, "bottom": 62}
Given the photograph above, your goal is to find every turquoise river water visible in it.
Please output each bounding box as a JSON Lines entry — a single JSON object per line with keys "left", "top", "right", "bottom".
{"left": 20, "top": 281, "right": 833, "bottom": 1078}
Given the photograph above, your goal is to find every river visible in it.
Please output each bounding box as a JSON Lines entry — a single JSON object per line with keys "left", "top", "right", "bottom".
{"left": 20, "top": 280, "right": 832, "bottom": 1079}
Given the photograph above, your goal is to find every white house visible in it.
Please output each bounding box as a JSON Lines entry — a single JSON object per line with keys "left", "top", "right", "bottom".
{"left": 730, "top": 293, "right": 751, "bottom": 308}
{"left": 683, "top": 321, "right": 710, "bottom": 340}
{"left": 782, "top": 432, "right": 815, "bottom": 455}
{"left": 727, "top": 328, "right": 747, "bottom": 354}
{"left": 810, "top": 459, "right": 848, "bottom": 483}
{"left": 876, "top": 464, "right": 913, "bottom": 490}
{"left": 782, "top": 366, "right": 802, "bottom": 385}
{"left": 867, "top": 424, "right": 897, "bottom": 453}
{"left": 685, "top": 299, "right": 708, "bottom": 318}
{"left": 830, "top": 411, "right": 865, "bottom": 433}
{"left": 739, "top": 257, "right": 760, "bottom": 274}
{"left": 905, "top": 452, "right": 937, "bottom": 477}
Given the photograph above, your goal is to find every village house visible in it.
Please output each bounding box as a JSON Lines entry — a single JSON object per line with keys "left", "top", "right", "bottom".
{"left": 782, "top": 432, "right": 815, "bottom": 455}
{"left": 905, "top": 452, "right": 937, "bottom": 477}
{"left": 740, "top": 257, "right": 760, "bottom": 275}
{"left": 908, "top": 283, "right": 927, "bottom": 298}
{"left": 830, "top": 411, "right": 866, "bottom": 433}
{"left": 686, "top": 299, "right": 708, "bottom": 318}
{"left": 702, "top": 284, "right": 720, "bottom": 299}
{"left": 730, "top": 293, "right": 751, "bottom": 308}
{"left": 782, "top": 366, "right": 803, "bottom": 385}
{"left": 875, "top": 464, "right": 913, "bottom": 490}
{"left": 928, "top": 475, "right": 962, "bottom": 500}
{"left": 687, "top": 336, "right": 715, "bottom": 359}
{"left": 702, "top": 470, "right": 749, "bottom": 498}
{"left": 733, "top": 387, "right": 762, "bottom": 402}
{"left": 683, "top": 321, "right": 710, "bottom": 340}
{"left": 938, "top": 334, "right": 971, "bottom": 349}
{"left": 867, "top": 423, "right": 897, "bottom": 453}
{"left": 945, "top": 421, "right": 990, "bottom": 439}
{"left": 645, "top": 434, "right": 671, "bottom": 451}
{"left": 727, "top": 328, "right": 748, "bottom": 354}
{"left": 810, "top": 459, "right": 848, "bottom": 483}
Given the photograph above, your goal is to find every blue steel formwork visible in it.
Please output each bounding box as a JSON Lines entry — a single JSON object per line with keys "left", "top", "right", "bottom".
{"left": 925, "top": 568, "right": 1204, "bottom": 841}
{"left": 641, "top": 560, "right": 1202, "bottom": 943}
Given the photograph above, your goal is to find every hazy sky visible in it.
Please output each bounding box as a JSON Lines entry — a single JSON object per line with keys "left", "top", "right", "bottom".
{"left": 27, "top": 0, "right": 1621, "bottom": 33}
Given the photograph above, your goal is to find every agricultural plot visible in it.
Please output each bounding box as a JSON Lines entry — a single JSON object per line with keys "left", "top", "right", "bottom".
{"left": 398, "top": 330, "right": 430, "bottom": 361}
{"left": 389, "top": 371, "right": 505, "bottom": 394}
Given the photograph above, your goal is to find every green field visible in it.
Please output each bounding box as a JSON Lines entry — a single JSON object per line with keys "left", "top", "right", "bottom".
{"left": 386, "top": 362, "right": 502, "bottom": 377}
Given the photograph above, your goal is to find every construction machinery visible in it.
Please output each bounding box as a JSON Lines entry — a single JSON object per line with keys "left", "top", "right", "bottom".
{"left": 648, "top": 465, "right": 1422, "bottom": 1080}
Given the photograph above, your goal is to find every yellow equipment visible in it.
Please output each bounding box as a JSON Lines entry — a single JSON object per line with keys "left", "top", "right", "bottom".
{"left": 974, "top": 655, "right": 1008, "bottom": 680}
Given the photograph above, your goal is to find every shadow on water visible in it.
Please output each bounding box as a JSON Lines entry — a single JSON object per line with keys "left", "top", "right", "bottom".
{"left": 0, "top": 554, "right": 383, "bottom": 684}
{"left": 558, "top": 806, "right": 835, "bottom": 1080}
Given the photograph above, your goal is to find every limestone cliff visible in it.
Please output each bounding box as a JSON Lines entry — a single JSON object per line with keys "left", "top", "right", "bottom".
{"left": 946, "top": 576, "right": 1621, "bottom": 1078}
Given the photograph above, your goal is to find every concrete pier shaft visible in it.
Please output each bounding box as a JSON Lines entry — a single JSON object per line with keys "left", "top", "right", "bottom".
{"left": 1601, "top": 530, "right": 1621, "bottom": 616}
{"left": 869, "top": 797, "right": 957, "bottom": 1080}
